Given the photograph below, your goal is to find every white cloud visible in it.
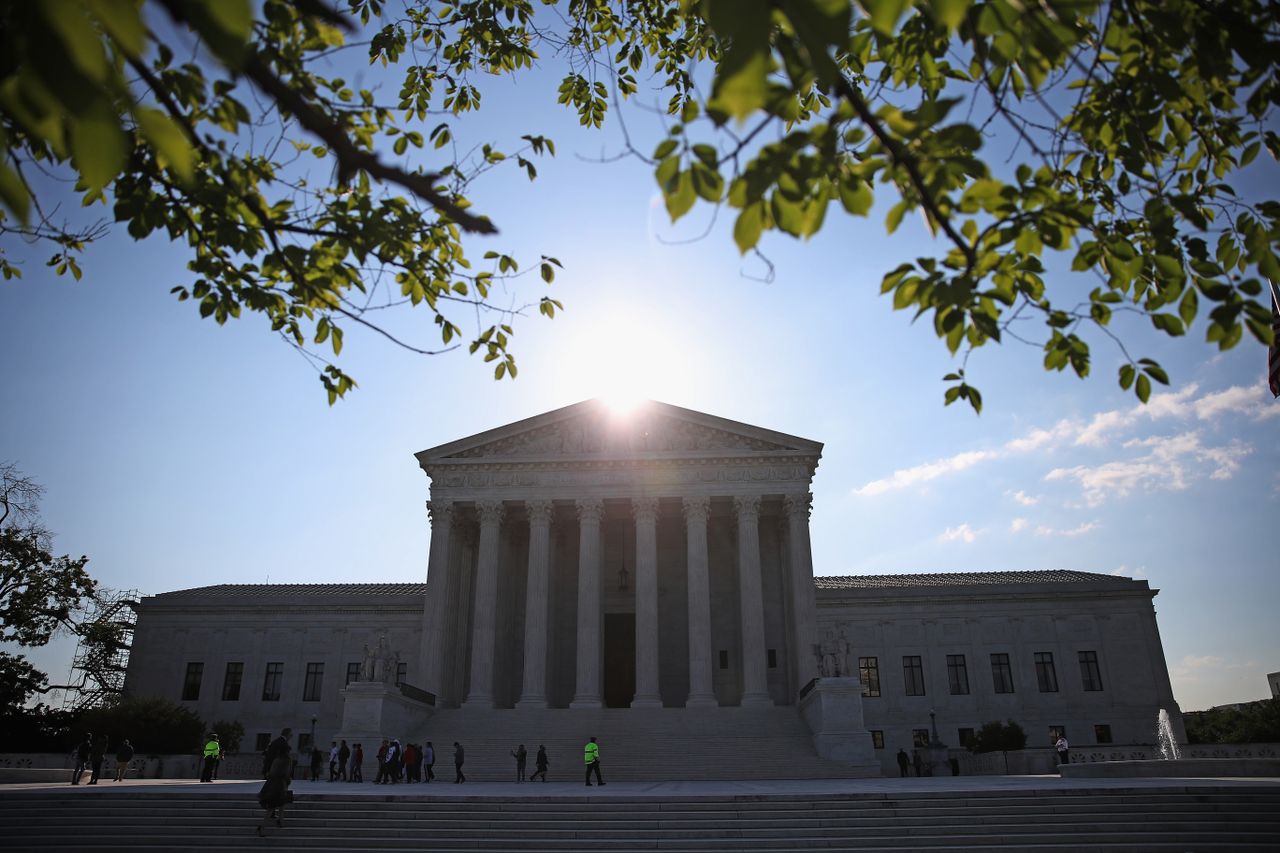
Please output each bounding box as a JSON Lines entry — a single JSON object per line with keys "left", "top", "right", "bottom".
{"left": 1109, "top": 564, "right": 1147, "bottom": 579}
{"left": 940, "top": 523, "right": 980, "bottom": 544}
{"left": 1010, "top": 517, "right": 1029, "bottom": 533}
{"left": 854, "top": 450, "right": 997, "bottom": 496}
{"left": 1170, "top": 654, "right": 1226, "bottom": 682}
{"left": 1073, "top": 384, "right": 1200, "bottom": 447}
{"left": 1007, "top": 489, "right": 1039, "bottom": 506}
{"left": 1034, "top": 520, "right": 1100, "bottom": 537}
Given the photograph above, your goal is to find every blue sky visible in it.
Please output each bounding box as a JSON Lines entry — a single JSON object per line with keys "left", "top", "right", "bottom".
{"left": 1, "top": 19, "right": 1277, "bottom": 713}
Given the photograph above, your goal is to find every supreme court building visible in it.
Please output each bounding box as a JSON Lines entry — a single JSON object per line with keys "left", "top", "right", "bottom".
{"left": 125, "top": 400, "right": 1184, "bottom": 777}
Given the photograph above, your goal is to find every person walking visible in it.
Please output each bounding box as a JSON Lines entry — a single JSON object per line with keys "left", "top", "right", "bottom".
{"left": 453, "top": 741, "right": 465, "bottom": 783}
{"left": 211, "top": 734, "right": 223, "bottom": 780}
{"left": 375, "top": 739, "right": 388, "bottom": 784}
{"left": 529, "top": 745, "right": 548, "bottom": 782}
{"left": 114, "top": 739, "right": 134, "bottom": 781}
{"left": 423, "top": 741, "right": 435, "bottom": 782}
{"left": 387, "top": 739, "right": 402, "bottom": 783}
{"left": 403, "top": 742, "right": 419, "bottom": 783}
{"left": 328, "top": 741, "right": 340, "bottom": 781}
{"left": 200, "top": 733, "right": 220, "bottom": 783}
{"left": 350, "top": 744, "right": 364, "bottom": 783}
{"left": 896, "top": 748, "right": 910, "bottom": 778}
{"left": 309, "top": 745, "right": 323, "bottom": 782}
{"left": 912, "top": 749, "right": 923, "bottom": 778}
{"left": 338, "top": 740, "right": 350, "bottom": 781}
{"left": 583, "top": 737, "right": 604, "bottom": 786}
{"left": 257, "top": 731, "right": 294, "bottom": 837}
{"left": 1055, "top": 735, "right": 1070, "bottom": 767}
{"left": 511, "top": 744, "right": 527, "bottom": 782}
{"left": 88, "top": 733, "right": 109, "bottom": 784}
{"left": 71, "top": 733, "right": 92, "bottom": 785}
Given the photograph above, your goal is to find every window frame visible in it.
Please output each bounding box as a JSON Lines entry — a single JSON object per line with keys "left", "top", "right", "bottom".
{"left": 262, "top": 662, "right": 283, "bottom": 702}
{"left": 902, "top": 655, "right": 926, "bottom": 696}
{"left": 181, "top": 662, "right": 203, "bottom": 701}
{"left": 946, "top": 654, "right": 970, "bottom": 695}
{"left": 1035, "top": 652, "right": 1059, "bottom": 693}
{"left": 990, "top": 653, "right": 1015, "bottom": 694}
{"left": 858, "top": 656, "right": 881, "bottom": 697}
{"left": 870, "top": 730, "right": 885, "bottom": 749}
{"left": 221, "top": 662, "right": 243, "bottom": 701}
{"left": 345, "top": 662, "right": 361, "bottom": 686}
{"left": 302, "top": 662, "right": 324, "bottom": 702}
{"left": 1079, "top": 650, "right": 1104, "bottom": 692}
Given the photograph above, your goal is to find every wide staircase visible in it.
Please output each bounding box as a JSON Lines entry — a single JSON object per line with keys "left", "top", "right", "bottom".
{"left": 2, "top": 785, "right": 1278, "bottom": 851}
{"left": 409, "top": 706, "right": 871, "bottom": 781}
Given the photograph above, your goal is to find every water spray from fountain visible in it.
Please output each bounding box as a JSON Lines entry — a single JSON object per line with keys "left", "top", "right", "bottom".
{"left": 1156, "top": 708, "right": 1181, "bottom": 760}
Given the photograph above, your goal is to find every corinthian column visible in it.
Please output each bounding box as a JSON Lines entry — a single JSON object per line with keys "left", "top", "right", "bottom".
{"left": 784, "top": 492, "right": 819, "bottom": 692}
{"left": 631, "top": 496, "right": 662, "bottom": 708}
{"left": 683, "top": 496, "right": 717, "bottom": 708}
{"left": 516, "top": 499, "right": 554, "bottom": 708}
{"left": 418, "top": 500, "right": 453, "bottom": 697}
{"left": 734, "top": 495, "right": 772, "bottom": 707}
{"left": 570, "top": 498, "right": 604, "bottom": 708}
{"left": 462, "top": 500, "right": 504, "bottom": 708}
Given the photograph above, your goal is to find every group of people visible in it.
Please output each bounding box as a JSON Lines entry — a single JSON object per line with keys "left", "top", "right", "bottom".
{"left": 309, "top": 739, "right": 364, "bottom": 782}
{"left": 70, "top": 733, "right": 134, "bottom": 785}
{"left": 372, "top": 739, "right": 435, "bottom": 783}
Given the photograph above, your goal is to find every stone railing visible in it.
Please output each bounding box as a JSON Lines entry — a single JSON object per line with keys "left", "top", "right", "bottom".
{"left": 0, "top": 752, "right": 270, "bottom": 781}
{"left": 954, "top": 743, "right": 1280, "bottom": 776}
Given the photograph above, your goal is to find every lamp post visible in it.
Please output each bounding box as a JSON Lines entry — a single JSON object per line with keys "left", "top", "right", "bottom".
{"left": 310, "top": 716, "right": 316, "bottom": 752}
{"left": 929, "top": 709, "right": 940, "bottom": 743}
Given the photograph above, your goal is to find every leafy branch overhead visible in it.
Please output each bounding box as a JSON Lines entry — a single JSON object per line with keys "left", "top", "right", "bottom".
{"left": 2, "top": 1, "right": 1277, "bottom": 410}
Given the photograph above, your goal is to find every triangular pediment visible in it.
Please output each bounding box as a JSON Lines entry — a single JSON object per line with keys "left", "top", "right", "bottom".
{"left": 416, "top": 400, "right": 821, "bottom": 463}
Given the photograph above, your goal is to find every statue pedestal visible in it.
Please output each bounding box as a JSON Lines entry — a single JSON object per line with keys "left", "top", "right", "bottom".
{"left": 797, "top": 677, "right": 879, "bottom": 772}
{"left": 335, "top": 681, "right": 433, "bottom": 743}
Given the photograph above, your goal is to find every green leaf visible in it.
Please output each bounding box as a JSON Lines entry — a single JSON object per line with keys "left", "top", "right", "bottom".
{"left": 664, "top": 170, "right": 696, "bottom": 221}
{"left": 1118, "top": 364, "right": 1136, "bottom": 390}
{"left": 1135, "top": 373, "right": 1151, "bottom": 403}
{"left": 134, "top": 108, "right": 195, "bottom": 184}
{"left": 71, "top": 103, "right": 127, "bottom": 191}
{"left": 838, "top": 178, "right": 873, "bottom": 215}
{"left": 926, "top": 0, "right": 969, "bottom": 30}
{"left": 87, "top": 0, "right": 147, "bottom": 56}
{"left": 0, "top": 162, "right": 31, "bottom": 224}
{"left": 705, "top": 0, "right": 772, "bottom": 122}
{"left": 734, "top": 202, "right": 766, "bottom": 254}
{"left": 859, "top": 0, "right": 910, "bottom": 35}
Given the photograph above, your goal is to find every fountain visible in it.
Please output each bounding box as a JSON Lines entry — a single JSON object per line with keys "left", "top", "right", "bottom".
{"left": 1156, "top": 708, "right": 1182, "bottom": 760}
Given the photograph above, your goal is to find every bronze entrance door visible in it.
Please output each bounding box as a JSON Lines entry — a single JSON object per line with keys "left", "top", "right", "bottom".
{"left": 603, "top": 612, "right": 636, "bottom": 707}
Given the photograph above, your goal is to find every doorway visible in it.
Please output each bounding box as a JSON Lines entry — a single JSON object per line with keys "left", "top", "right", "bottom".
{"left": 603, "top": 612, "right": 635, "bottom": 707}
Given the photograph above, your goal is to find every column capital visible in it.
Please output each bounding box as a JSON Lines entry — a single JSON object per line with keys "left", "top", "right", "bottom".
{"left": 575, "top": 497, "right": 604, "bottom": 523}
{"left": 784, "top": 492, "right": 814, "bottom": 519}
{"left": 526, "top": 499, "right": 555, "bottom": 526}
{"left": 426, "top": 499, "right": 453, "bottom": 527}
{"left": 681, "top": 495, "right": 711, "bottom": 523}
{"left": 476, "top": 500, "right": 505, "bottom": 526}
{"left": 631, "top": 496, "right": 660, "bottom": 524}
{"left": 733, "top": 494, "right": 762, "bottom": 522}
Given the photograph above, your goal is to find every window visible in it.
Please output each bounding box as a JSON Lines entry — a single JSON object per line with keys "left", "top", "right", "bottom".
{"left": 1079, "top": 651, "right": 1103, "bottom": 692}
{"left": 946, "top": 654, "right": 970, "bottom": 695}
{"left": 912, "top": 728, "right": 930, "bottom": 748}
{"left": 1035, "top": 652, "right": 1059, "bottom": 693}
{"left": 221, "top": 662, "right": 243, "bottom": 701}
{"left": 346, "top": 662, "right": 361, "bottom": 686}
{"left": 990, "top": 653, "right": 1015, "bottom": 693}
{"left": 395, "top": 662, "right": 407, "bottom": 686}
{"left": 719, "top": 650, "right": 729, "bottom": 669}
{"left": 181, "top": 663, "right": 203, "bottom": 701}
{"left": 870, "top": 730, "right": 884, "bottom": 749}
{"left": 902, "top": 656, "right": 926, "bottom": 696}
{"left": 858, "top": 657, "right": 881, "bottom": 697}
{"left": 262, "top": 662, "right": 283, "bottom": 701}
{"left": 958, "top": 727, "right": 976, "bottom": 748}
{"left": 303, "top": 662, "right": 324, "bottom": 701}
{"left": 1094, "top": 724, "right": 1112, "bottom": 744}
{"left": 254, "top": 733, "right": 272, "bottom": 752}
{"left": 767, "top": 648, "right": 777, "bottom": 669}
{"left": 1049, "top": 725, "right": 1066, "bottom": 742}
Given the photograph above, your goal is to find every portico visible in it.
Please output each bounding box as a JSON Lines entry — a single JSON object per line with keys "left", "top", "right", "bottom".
{"left": 413, "top": 400, "right": 824, "bottom": 711}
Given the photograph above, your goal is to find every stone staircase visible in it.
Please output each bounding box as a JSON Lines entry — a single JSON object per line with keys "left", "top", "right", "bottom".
{"left": 1, "top": 785, "right": 1278, "bottom": 851}
{"left": 407, "top": 706, "right": 871, "bottom": 781}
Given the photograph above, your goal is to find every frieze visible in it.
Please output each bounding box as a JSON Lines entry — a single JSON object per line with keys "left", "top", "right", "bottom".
{"left": 429, "top": 462, "right": 815, "bottom": 494}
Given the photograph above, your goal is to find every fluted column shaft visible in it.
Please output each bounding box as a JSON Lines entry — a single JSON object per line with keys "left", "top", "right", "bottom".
{"left": 517, "top": 500, "right": 554, "bottom": 708}
{"left": 570, "top": 498, "right": 604, "bottom": 708}
{"left": 785, "top": 493, "right": 820, "bottom": 693}
{"left": 419, "top": 500, "right": 453, "bottom": 697}
{"left": 631, "top": 497, "right": 662, "bottom": 708}
{"left": 462, "top": 501, "right": 504, "bottom": 707}
{"left": 734, "top": 495, "right": 772, "bottom": 706}
{"left": 683, "top": 496, "right": 716, "bottom": 707}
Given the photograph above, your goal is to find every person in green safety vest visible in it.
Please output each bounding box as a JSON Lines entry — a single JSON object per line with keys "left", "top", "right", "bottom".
{"left": 583, "top": 736, "right": 605, "bottom": 786}
{"left": 200, "top": 733, "right": 220, "bottom": 783}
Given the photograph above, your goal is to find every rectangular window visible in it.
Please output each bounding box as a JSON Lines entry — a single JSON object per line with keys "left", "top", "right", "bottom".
{"left": 858, "top": 657, "right": 881, "bottom": 697}
{"left": 181, "top": 662, "right": 203, "bottom": 701}
{"left": 990, "top": 653, "right": 1015, "bottom": 694}
{"left": 912, "top": 728, "right": 930, "bottom": 748}
{"left": 1094, "top": 724, "right": 1112, "bottom": 744}
{"left": 719, "top": 650, "right": 729, "bottom": 669}
{"left": 346, "top": 662, "right": 360, "bottom": 686}
{"left": 902, "top": 656, "right": 926, "bottom": 696}
{"left": 1049, "top": 725, "right": 1066, "bottom": 742}
{"left": 303, "top": 662, "right": 324, "bottom": 701}
{"left": 254, "top": 733, "right": 271, "bottom": 752}
{"left": 870, "top": 730, "right": 884, "bottom": 749}
{"left": 1035, "top": 652, "right": 1059, "bottom": 693}
{"left": 767, "top": 648, "right": 777, "bottom": 669}
{"left": 221, "top": 662, "right": 243, "bottom": 701}
{"left": 958, "top": 727, "right": 976, "bottom": 748}
{"left": 946, "top": 654, "right": 970, "bottom": 695}
{"left": 262, "top": 662, "right": 283, "bottom": 701}
{"left": 1079, "top": 651, "right": 1103, "bottom": 692}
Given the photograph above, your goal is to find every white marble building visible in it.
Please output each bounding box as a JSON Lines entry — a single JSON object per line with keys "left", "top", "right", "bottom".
{"left": 123, "top": 400, "right": 1184, "bottom": 774}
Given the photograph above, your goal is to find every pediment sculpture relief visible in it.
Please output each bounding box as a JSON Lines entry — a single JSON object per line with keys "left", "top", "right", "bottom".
{"left": 451, "top": 414, "right": 791, "bottom": 458}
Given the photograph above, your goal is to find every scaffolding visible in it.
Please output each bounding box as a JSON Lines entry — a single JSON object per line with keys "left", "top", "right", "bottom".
{"left": 59, "top": 588, "right": 140, "bottom": 713}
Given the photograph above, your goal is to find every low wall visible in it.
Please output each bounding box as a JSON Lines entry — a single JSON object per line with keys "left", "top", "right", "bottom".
{"left": 1061, "top": 758, "right": 1280, "bottom": 778}
{"left": 0, "top": 752, "right": 268, "bottom": 783}
{"left": 951, "top": 743, "right": 1280, "bottom": 776}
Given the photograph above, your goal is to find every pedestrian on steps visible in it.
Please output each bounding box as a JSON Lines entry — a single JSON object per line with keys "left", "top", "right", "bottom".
{"left": 200, "top": 733, "right": 220, "bottom": 782}
{"left": 896, "top": 748, "right": 910, "bottom": 777}
{"left": 453, "top": 741, "right": 465, "bottom": 783}
{"left": 71, "top": 733, "right": 92, "bottom": 785}
{"left": 529, "top": 745, "right": 548, "bottom": 782}
{"left": 584, "top": 737, "right": 605, "bottom": 786}
{"left": 511, "top": 744, "right": 527, "bottom": 782}
{"left": 87, "top": 733, "right": 109, "bottom": 784}
{"left": 350, "top": 743, "right": 364, "bottom": 783}
{"left": 338, "top": 740, "right": 350, "bottom": 781}
{"left": 114, "top": 739, "right": 134, "bottom": 781}
{"left": 375, "top": 739, "right": 388, "bottom": 783}
{"left": 257, "top": 729, "right": 294, "bottom": 837}
{"left": 423, "top": 741, "right": 435, "bottom": 782}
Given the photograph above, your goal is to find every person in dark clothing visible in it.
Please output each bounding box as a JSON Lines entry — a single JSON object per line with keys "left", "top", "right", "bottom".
{"left": 423, "top": 741, "right": 435, "bottom": 782}
{"left": 529, "top": 745, "right": 549, "bottom": 782}
{"left": 912, "top": 750, "right": 923, "bottom": 777}
{"left": 257, "top": 730, "right": 294, "bottom": 837}
{"left": 374, "top": 740, "right": 388, "bottom": 784}
{"left": 87, "top": 733, "right": 109, "bottom": 784}
{"left": 72, "top": 734, "right": 92, "bottom": 785}
{"left": 896, "top": 748, "right": 910, "bottom": 778}
{"left": 403, "top": 743, "right": 418, "bottom": 783}
{"left": 350, "top": 744, "right": 364, "bottom": 783}
{"left": 453, "top": 742, "right": 465, "bottom": 783}
{"left": 114, "top": 739, "right": 134, "bottom": 781}
{"left": 309, "top": 747, "right": 323, "bottom": 782}
{"left": 338, "top": 740, "right": 350, "bottom": 781}
{"left": 511, "top": 744, "right": 527, "bottom": 782}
